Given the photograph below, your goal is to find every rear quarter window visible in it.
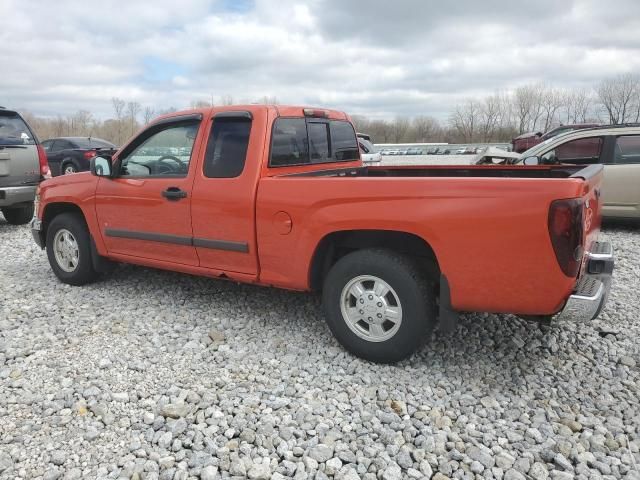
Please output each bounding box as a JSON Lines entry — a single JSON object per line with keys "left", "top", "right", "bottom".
{"left": 330, "top": 121, "right": 359, "bottom": 161}
{"left": 0, "top": 112, "right": 36, "bottom": 145}
{"left": 269, "top": 118, "right": 359, "bottom": 167}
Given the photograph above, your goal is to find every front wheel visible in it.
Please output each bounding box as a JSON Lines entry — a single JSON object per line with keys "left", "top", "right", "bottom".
{"left": 2, "top": 204, "right": 34, "bottom": 225}
{"left": 46, "top": 213, "right": 98, "bottom": 285}
{"left": 322, "top": 248, "right": 436, "bottom": 363}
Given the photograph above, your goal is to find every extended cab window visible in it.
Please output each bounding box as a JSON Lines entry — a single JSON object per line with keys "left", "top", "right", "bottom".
{"left": 203, "top": 117, "right": 252, "bottom": 178}
{"left": 269, "top": 118, "right": 359, "bottom": 167}
{"left": 119, "top": 120, "right": 200, "bottom": 177}
{"left": 270, "top": 119, "right": 308, "bottom": 167}
{"left": 541, "top": 137, "right": 603, "bottom": 165}
{"left": 308, "top": 122, "right": 330, "bottom": 163}
{"left": 614, "top": 136, "right": 640, "bottom": 164}
{"left": 330, "top": 121, "right": 359, "bottom": 161}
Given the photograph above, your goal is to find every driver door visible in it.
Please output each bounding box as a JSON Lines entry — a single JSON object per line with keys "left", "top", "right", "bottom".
{"left": 94, "top": 115, "right": 203, "bottom": 266}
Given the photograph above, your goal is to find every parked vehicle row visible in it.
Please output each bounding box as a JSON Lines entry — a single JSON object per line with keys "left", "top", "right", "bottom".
{"left": 30, "top": 105, "right": 613, "bottom": 363}
{"left": 379, "top": 145, "right": 510, "bottom": 156}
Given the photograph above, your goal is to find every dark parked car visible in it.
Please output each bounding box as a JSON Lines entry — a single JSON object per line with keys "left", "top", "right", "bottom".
{"left": 42, "top": 137, "right": 116, "bottom": 176}
{"left": 511, "top": 123, "right": 600, "bottom": 153}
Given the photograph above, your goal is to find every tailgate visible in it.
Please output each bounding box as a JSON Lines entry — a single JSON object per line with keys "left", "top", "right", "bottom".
{"left": 0, "top": 145, "right": 40, "bottom": 187}
{"left": 570, "top": 164, "right": 604, "bottom": 259}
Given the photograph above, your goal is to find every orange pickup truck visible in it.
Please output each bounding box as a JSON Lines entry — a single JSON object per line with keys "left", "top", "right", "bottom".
{"left": 31, "top": 105, "right": 614, "bottom": 362}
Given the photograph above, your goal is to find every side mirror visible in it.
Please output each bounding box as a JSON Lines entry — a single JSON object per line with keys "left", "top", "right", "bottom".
{"left": 90, "top": 156, "right": 113, "bottom": 177}
{"left": 523, "top": 156, "right": 540, "bottom": 166}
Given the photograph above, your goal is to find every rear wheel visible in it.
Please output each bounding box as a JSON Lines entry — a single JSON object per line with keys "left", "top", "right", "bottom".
{"left": 46, "top": 213, "right": 98, "bottom": 285}
{"left": 62, "top": 162, "right": 78, "bottom": 175}
{"left": 322, "top": 248, "right": 437, "bottom": 363}
{"left": 2, "top": 204, "right": 34, "bottom": 225}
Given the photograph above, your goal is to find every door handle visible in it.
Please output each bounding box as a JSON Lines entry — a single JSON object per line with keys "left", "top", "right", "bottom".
{"left": 162, "top": 187, "right": 187, "bottom": 201}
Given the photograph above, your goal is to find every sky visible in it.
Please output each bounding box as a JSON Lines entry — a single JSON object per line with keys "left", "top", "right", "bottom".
{"left": 1, "top": 0, "right": 640, "bottom": 120}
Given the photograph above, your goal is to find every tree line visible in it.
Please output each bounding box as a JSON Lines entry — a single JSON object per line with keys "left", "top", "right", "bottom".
{"left": 17, "top": 74, "right": 640, "bottom": 146}
{"left": 353, "top": 74, "right": 640, "bottom": 144}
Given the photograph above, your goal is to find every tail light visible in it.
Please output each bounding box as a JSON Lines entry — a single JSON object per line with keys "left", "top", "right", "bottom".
{"left": 548, "top": 198, "right": 584, "bottom": 277}
{"left": 83, "top": 150, "right": 97, "bottom": 160}
{"left": 37, "top": 144, "right": 51, "bottom": 178}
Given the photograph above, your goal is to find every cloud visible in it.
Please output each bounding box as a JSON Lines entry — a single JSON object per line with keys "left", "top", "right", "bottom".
{"left": 1, "top": 0, "right": 639, "bottom": 120}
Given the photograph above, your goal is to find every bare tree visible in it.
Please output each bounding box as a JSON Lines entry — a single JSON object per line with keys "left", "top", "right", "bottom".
{"left": 258, "top": 95, "right": 278, "bottom": 104}
{"left": 513, "top": 84, "right": 545, "bottom": 133}
{"left": 143, "top": 106, "right": 155, "bottom": 125}
{"left": 596, "top": 74, "right": 640, "bottom": 124}
{"left": 479, "top": 94, "right": 505, "bottom": 142}
{"left": 111, "top": 97, "right": 126, "bottom": 144}
{"left": 411, "top": 116, "right": 441, "bottom": 142}
{"left": 540, "top": 86, "right": 564, "bottom": 131}
{"left": 126, "top": 101, "right": 141, "bottom": 136}
{"left": 390, "top": 117, "right": 410, "bottom": 143}
{"left": 220, "top": 94, "right": 234, "bottom": 106}
{"left": 450, "top": 99, "right": 481, "bottom": 142}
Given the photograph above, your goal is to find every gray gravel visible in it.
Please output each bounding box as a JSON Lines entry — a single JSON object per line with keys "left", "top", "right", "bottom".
{"left": 1, "top": 214, "right": 639, "bottom": 480}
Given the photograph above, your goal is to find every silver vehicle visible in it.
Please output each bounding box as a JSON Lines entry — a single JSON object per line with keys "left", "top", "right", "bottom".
{"left": 479, "top": 125, "right": 640, "bottom": 219}
{"left": 0, "top": 107, "right": 48, "bottom": 224}
{"left": 358, "top": 138, "right": 382, "bottom": 165}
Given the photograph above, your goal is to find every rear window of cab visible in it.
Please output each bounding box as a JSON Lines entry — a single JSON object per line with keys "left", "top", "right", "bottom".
{"left": 269, "top": 118, "right": 359, "bottom": 167}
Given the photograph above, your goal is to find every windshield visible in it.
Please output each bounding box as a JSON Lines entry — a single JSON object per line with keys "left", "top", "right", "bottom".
{"left": 0, "top": 112, "right": 36, "bottom": 146}
{"left": 72, "top": 138, "right": 115, "bottom": 149}
{"left": 518, "top": 136, "right": 558, "bottom": 160}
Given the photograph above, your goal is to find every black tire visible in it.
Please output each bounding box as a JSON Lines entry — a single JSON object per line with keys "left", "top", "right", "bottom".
{"left": 2, "top": 204, "right": 34, "bottom": 225}
{"left": 322, "top": 248, "right": 437, "bottom": 363}
{"left": 61, "top": 160, "right": 78, "bottom": 175}
{"left": 46, "top": 213, "right": 98, "bottom": 285}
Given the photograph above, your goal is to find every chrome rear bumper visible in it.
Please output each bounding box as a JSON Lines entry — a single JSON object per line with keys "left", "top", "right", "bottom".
{"left": 555, "top": 241, "right": 614, "bottom": 322}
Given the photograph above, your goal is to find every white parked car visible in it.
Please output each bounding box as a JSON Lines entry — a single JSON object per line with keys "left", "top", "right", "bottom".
{"left": 359, "top": 138, "right": 382, "bottom": 165}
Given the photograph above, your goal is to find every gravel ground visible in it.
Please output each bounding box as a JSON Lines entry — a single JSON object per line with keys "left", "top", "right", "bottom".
{"left": 0, "top": 216, "right": 639, "bottom": 480}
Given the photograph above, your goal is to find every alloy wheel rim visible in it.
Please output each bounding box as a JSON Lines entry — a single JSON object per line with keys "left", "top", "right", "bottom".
{"left": 340, "top": 275, "right": 403, "bottom": 342}
{"left": 53, "top": 228, "right": 80, "bottom": 272}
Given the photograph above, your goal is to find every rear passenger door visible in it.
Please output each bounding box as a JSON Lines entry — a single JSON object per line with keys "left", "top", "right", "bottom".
{"left": 602, "top": 135, "right": 640, "bottom": 217}
{"left": 190, "top": 111, "right": 264, "bottom": 276}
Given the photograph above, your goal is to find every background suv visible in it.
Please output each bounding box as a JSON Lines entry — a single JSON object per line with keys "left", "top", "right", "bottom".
{"left": 0, "top": 107, "right": 49, "bottom": 224}
{"left": 42, "top": 137, "right": 116, "bottom": 176}
{"left": 518, "top": 125, "right": 640, "bottom": 219}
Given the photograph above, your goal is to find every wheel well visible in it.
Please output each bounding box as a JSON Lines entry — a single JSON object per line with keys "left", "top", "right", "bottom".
{"left": 41, "top": 203, "right": 86, "bottom": 245}
{"left": 309, "top": 230, "right": 440, "bottom": 291}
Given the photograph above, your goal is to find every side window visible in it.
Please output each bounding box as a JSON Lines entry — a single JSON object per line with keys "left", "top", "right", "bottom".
{"left": 308, "top": 122, "right": 330, "bottom": 163}
{"left": 203, "top": 118, "right": 252, "bottom": 178}
{"left": 119, "top": 121, "right": 200, "bottom": 177}
{"left": 49, "top": 140, "right": 62, "bottom": 152}
{"left": 542, "top": 137, "right": 603, "bottom": 165}
{"left": 330, "top": 121, "right": 359, "bottom": 161}
{"left": 614, "top": 136, "right": 640, "bottom": 164}
{"left": 270, "top": 118, "right": 308, "bottom": 167}
{"left": 58, "top": 140, "right": 73, "bottom": 150}
{"left": 269, "top": 117, "right": 360, "bottom": 167}
{"left": 41, "top": 140, "right": 53, "bottom": 151}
